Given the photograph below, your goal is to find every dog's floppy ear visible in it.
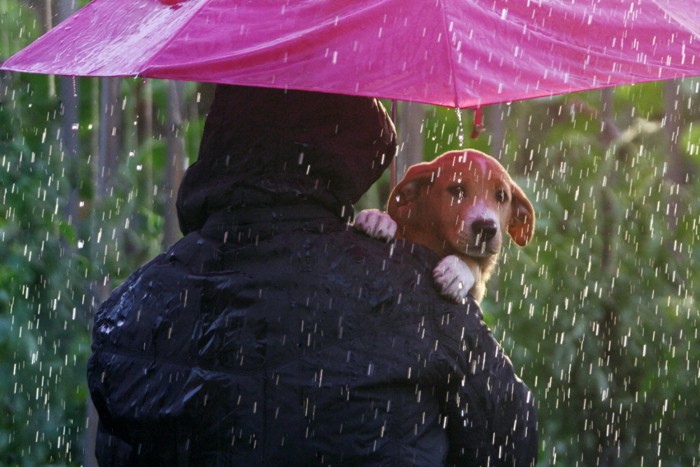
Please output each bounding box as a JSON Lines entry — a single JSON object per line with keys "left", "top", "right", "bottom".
{"left": 508, "top": 182, "right": 535, "bottom": 247}
{"left": 387, "top": 163, "right": 435, "bottom": 219}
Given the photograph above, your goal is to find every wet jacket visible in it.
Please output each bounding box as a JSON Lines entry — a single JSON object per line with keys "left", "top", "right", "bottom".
{"left": 88, "top": 86, "right": 537, "bottom": 466}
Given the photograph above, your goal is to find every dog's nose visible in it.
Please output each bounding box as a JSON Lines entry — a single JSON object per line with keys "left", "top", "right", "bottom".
{"left": 472, "top": 219, "right": 498, "bottom": 242}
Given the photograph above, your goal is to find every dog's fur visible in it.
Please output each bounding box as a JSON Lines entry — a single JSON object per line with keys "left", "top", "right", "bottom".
{"left": 355, "top": 149, "right": 535, "bottom": 302}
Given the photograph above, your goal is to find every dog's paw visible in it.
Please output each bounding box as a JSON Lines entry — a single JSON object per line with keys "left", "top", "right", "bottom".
{"left": 353, "top": 209, "right": 397, "bottom": 241}
{"left": 433, "top": 255, "right": 476, "bottom": 303}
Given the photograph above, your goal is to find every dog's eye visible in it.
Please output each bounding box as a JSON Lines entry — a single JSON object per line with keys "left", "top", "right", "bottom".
{"left": 448, "top": 185, "right": 466, "bottom": 202}
{"left": 495, "top": 190, "right": 508, "bottom": 203}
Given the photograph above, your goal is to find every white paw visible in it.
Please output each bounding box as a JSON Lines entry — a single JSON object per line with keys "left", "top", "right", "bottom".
{"left": 433, "top": 255, "right": 476, "bottom": 303}
{"left": 354, "top": 209, "right": 397, "bottom": 241}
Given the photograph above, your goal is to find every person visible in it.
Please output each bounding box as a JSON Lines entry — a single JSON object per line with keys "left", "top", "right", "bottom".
{"left": 87, "top": 85, "right": 538, "bottom": 466}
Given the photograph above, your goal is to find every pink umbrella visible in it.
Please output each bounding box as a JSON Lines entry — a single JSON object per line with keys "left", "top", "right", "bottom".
{"left": 2, "top": 0, "right": 700, "bottom": 108}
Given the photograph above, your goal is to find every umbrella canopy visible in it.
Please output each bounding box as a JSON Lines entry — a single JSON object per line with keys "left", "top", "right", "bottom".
{"left": 2, "top": 0, "right": 700, "bottom": 108}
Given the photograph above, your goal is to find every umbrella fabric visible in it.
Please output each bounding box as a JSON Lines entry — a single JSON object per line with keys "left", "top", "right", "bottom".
{"left": 3, "top": 0, "right": 700, "bottom": 108}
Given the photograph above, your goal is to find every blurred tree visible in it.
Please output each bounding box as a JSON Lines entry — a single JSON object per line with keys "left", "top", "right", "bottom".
{"left": 396, "top": 101, "right": 426, "bottom": 178}
{"left": 162, "top": 80, "right": 186, "bottom": 249}
{"left": 480, "top": 86, "right": 700, "bottom": 466}
{"left": 0, "top": 69, "right": 91, "bottom": 466}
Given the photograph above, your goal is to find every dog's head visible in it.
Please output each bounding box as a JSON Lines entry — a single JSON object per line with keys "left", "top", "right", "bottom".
{"left": 387, "top": 150, "right": 535, "bottom": 262}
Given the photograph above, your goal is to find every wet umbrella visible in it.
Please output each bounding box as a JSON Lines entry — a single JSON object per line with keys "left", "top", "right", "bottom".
{"left": 2, "top": 0, "right": 700, "bottom": 109}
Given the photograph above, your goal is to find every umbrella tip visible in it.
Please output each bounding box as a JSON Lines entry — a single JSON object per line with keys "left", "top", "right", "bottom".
{"left": 160, "top": 0, "right": 186, "bottom": 8}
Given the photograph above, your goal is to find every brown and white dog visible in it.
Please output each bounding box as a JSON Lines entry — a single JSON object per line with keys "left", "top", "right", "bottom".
{"left": 355, "top": 149, "right": 535, "bottom": 302}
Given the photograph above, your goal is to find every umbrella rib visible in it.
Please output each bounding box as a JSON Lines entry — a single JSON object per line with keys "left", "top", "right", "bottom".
{"left": 140, "top": 0, "right": 214, "bottom": 73}
{"left": 438, "top": 0, "right": 463, "bottom": 108}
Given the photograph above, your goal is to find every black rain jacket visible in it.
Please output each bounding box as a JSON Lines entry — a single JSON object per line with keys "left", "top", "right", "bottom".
{"left": 88, "top": 85, "right": 537, "bottom": 466}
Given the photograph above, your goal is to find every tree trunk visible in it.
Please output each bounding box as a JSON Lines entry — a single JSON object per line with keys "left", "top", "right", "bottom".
{"left": 96, "top": 78, "right": 122, "bottom": 200}
{"left": 137, "top": 80, "right": 154, "bottom": 208}
{"left": 42, "top": 0, "right": 56, "bottom": 97}
{"left": 53, "top": 1, "right": 98, "bottom": 463}
{"left": 662, "top": 79, "right": 694, "bottom": 231}
{"left": 396, "top": 101, "right": 425, "bottom": 181}
{"left": 58, "top": 75, "right": 80, "bottom": 225}
{"left": 88, "top": 75, "right": 122, "bottom": 339}
{"left": 486, "top": 104, "right": 506, "bottom": 160}
{"left": 597, "top": 87, "right": 629, "bottom": 466}
{"left": 162, "top": 81, "right": 187, "bottom": 249}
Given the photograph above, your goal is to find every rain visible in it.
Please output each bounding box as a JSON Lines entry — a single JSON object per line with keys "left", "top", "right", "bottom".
{"left": 1, "top": 1, "right": 700, "bottom": 466}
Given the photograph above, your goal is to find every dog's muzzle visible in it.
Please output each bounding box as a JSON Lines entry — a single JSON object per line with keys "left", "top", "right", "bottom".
{"left": 472, "top": 219, "right": 498, "bottom": 243}
{"left": 456, "top": 218, "right": 499, "bottom": 256}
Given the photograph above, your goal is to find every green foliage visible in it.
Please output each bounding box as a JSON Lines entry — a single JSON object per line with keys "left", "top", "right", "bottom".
{"left": 482, "top": 91, "right": 700, "bottom": 466}
{"left": 423, "top": 106, "right": 491, "bottom": 155}
{"left": 0, "top": 0, "right": 41, "bottom": 59}
{"left": 1, "top": 80, "right": 91, "bottom": 465}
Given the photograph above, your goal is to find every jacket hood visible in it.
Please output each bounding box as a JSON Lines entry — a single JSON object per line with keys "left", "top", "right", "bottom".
{"left": 177, "top": 85, "right": 397, "bottom": 234}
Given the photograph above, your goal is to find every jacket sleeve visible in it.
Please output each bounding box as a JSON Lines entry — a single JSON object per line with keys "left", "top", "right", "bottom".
{"left": 88, "top": 255, "right": 186, "bottom": 465}
{"left": 435, "top": 300, "right": 538, "bottom": 467}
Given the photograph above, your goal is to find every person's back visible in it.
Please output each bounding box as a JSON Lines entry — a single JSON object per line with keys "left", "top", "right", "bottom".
{"left": 88, "top": 85, "right": 537, "bottom": 466}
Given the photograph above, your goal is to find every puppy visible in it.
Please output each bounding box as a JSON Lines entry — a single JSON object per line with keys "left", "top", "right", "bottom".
{"left": 355, "top": 149, "right": 535, "bottom": 302}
